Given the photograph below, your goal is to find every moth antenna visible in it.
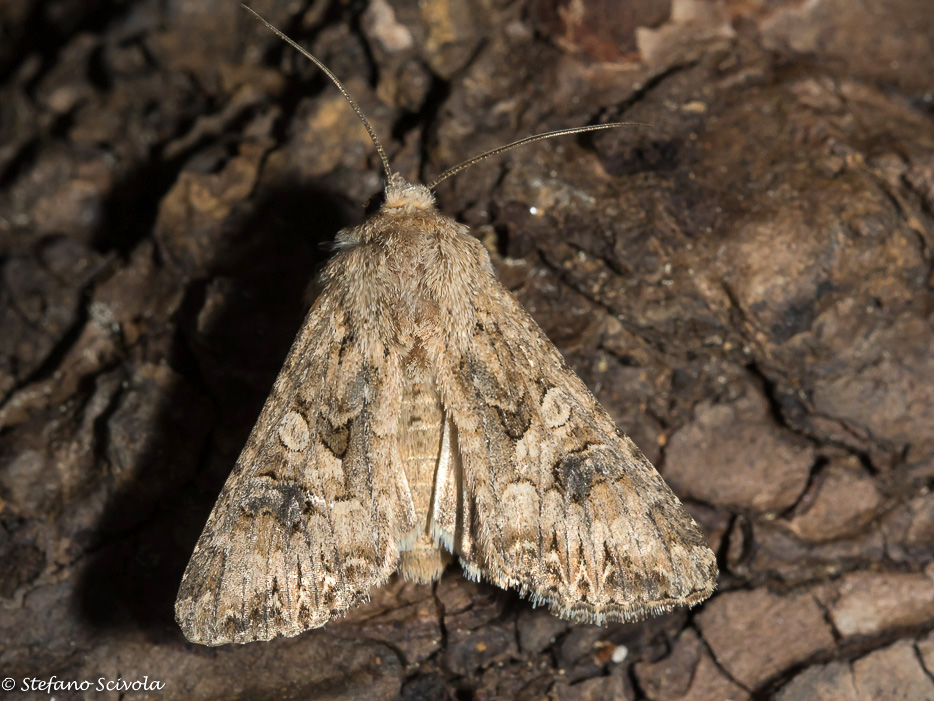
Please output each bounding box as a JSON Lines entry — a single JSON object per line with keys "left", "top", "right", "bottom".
{"left": 242, "top": 5, "right": 393, "bottom": 183}
{"left": 426, "top": 122, "right": 647, "bottom": 190}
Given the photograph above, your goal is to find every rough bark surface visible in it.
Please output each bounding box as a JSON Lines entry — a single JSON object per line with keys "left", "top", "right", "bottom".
{"left": 1, "top": 0, "right": 933, "bottom": 699}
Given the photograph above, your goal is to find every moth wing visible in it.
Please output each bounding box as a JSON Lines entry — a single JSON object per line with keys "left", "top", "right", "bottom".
{"left": 438, "top": 277, "right": 717, "bottom": 623}
{"left": 175, "top": 293, "right": 415, "bottom": 645}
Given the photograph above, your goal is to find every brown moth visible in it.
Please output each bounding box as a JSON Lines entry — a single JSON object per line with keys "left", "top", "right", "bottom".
{"left": 175, "top": 8, "right": 718, "bottom": 646}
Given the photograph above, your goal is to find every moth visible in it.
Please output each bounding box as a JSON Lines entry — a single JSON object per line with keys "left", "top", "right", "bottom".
{"left": 175, "top": 8, "right": 718, "bottom": 646}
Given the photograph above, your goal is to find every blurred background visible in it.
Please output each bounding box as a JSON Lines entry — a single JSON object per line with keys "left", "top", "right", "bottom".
{"left": 1, "top": 0, "right": 933, "bottom": 698}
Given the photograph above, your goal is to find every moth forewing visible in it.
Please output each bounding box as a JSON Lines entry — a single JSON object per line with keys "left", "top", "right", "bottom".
{"left": 175, "top": 9, "right": 717, "bottom": 646}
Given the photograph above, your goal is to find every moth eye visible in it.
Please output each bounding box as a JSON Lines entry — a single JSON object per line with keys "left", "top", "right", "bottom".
{"left": 364, "top": 189, "right": 386, "bottom": 216}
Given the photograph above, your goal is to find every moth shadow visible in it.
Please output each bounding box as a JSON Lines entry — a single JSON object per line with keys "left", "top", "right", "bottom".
{"left": 74, "top": 180, "right": 360, "bottom": 639}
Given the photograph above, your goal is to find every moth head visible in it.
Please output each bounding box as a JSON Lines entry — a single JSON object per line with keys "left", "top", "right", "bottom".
{"left": 377, "top": 173, "right": 436, "bottom": 215}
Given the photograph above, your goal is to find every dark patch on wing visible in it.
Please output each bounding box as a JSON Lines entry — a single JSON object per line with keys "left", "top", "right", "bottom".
{"left": 241, "top": 481, "right": 307, "bottom": 527}
{"left": 495, "top": 402, "right": 533, "bottom": 440}
{"left": 337, "top": 331, "right": 356, "bottom": 362}
{"left": 460, "top": 352, "right": 533, "bottom": 439}
{"left": 317, "top": 414, "right": 351, "bottom": 458}
{"left": 551, "top": 444, "right": 602, "bottom": 503}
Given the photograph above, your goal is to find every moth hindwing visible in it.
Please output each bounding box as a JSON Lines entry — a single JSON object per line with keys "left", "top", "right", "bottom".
{"left": 175, "top": 10, "right": 717, "bottom": 646}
